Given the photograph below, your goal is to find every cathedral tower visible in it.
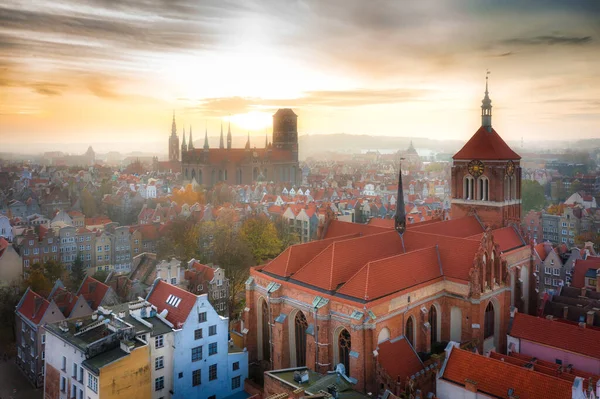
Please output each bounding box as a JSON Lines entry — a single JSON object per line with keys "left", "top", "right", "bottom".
{"left": 450, "top": 76, "right": 522, "bottom": 228}
{"left": 169, "top": 112, "right": 180, "bottom": 162}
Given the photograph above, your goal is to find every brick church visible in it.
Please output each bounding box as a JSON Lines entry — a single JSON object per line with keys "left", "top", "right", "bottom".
{"left": 243, "top": 79, "right": 535, "bottom": 394}
{"left": 179, "top": 109, "right": 300, "bottom": 187}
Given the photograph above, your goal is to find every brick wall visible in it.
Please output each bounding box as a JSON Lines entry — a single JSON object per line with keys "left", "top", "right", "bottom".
{"left": 44, "top": 363, "right": 60, "bottom": 399}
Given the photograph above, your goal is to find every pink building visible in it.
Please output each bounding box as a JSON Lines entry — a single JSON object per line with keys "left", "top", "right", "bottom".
{"left": 508, "top": 312, "right": 600, "bottom": 375}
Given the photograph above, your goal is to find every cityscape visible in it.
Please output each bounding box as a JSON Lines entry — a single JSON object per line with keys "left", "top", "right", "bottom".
{"left": 1, "top": 1, "right": 600, "bottom": 399}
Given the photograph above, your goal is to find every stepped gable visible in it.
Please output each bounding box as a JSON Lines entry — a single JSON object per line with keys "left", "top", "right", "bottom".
{"left": 442, "top": 348, "right": 571, "bottom": 399}
{"left": 146, "top": 279, "right": 197, "bottom": 327}
{"left": 510, "top": 312, "right": 600, "bottom": 359}
{"left": 466, "top": 225, "right": 524, "bottom": 252}
{"left": 337, "top": 246, "right": 442, "bottom": 301}
{"left": 262, "top": 233, "right": 360, "bottom": 278}
{"left": 453, "top": 126, "right": 521, "bottom": 160}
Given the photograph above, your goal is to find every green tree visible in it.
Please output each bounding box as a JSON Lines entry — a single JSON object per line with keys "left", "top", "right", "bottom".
{"left": 273, "top": 216, "right": 300, "bottom": 248}
{"left": 156, "top": 219, "right": 201, "bottom": 261}
{"left": 93, "top": 269, "right": 109, "bottom": 283}
{"left": 81, "top": 189, "right": 98, "bottom": 218}
{"left": 568, "top": 180, "right": 582, "bottom": 198}
{"left": 240, "top": 217, "right": 282, "bottom": 264}
{"left": 43, "top": 259, "right": 66, "bottom": 283}
{"left": 522, "top": 180, "right": 546, "bottom": 212}
{"left": 70, "top": 255, "right": 86, "bottom": 291}
{"left": 0, "top": 284, "right": 23, "bottom": 342}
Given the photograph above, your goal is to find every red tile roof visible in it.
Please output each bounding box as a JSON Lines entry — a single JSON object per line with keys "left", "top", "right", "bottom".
{"left": 534, "top": 243, "right": 549, "bottom": 261}
{"left": 410, "top": 216, "right": 483, "bottom": 238}
{"left": 146, "top": 280, "right": 197, "bottom": 328}
{"left": 324, "top": 220, "right": 390, "bottom": 239}
{"left": 16, "top": 288, "right": 50, "bottom": 325}
{"left": 510, "top": 313, "right": 600, "bottom": 359}
{"left": 49, "top": 287, "right": 80, "bottom": 317}
{"left": 367, "top": 218, "right": 394, "bottom": 228}
{"left": 338, "top": 247, "right": 442, "bottom": 301}
{"left": 76, "top": 276, "right": 109, "bottom": 310}
{"left": 190, "top": 261, "right": 215, "bottom": 281}
{"left": 442, "top": 347, "right": 572, "bottom": 399}
{"left": 453, "top": 126, "right": 521, "bottom": 160}
{"left": 377, "top": 337, "right": 424, "bottom": 381}
{"left": 571, "top": 257, "right": 600, "bottom": 289}
{"left": 467, "top": 226, "right": 524, "bottom": 252}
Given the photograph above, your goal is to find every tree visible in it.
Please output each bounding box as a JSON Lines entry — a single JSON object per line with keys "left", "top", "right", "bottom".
{"left": 574, "top": 232, "right": 600, "bottom": 248}
{"left": 43, "top": 259, "right": 66, "bottom": 284}
{"left": 22, "top": 263, "right": 52, "bottom": 297}
{"left": 156, "top": 219, "right": 201, "bottom": 261}
{"left": 522, "top": 180, "right": 546, "bottom": 212}
{"left": 273, "top": 216, "right": 300, "bottom": 248}
{"left": 240, "top": 217, "right": 282, "bottom": 264}
{"left": 81, "top": 189, "right": 98, "bottom": 218}
{"left": 568, "top": 180, "right": 582, "bottom": 198}
{"left": 93, "top": 269, "right": 109, "bottom": 283}
{"left": 0, "top": 284, "right": 23, "bottom": 342}
{"left": 70, "top": 255, "right": 86, "bottom": 291}
{"left": 171, "top": 184, "right": 205, "bottom": 206}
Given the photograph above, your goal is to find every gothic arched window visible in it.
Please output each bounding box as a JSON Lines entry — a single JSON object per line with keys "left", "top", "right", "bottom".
{"left": 429, "top": 306, "right": 438, "bottom": 345}
{"left": 478, "top": 176, "right": 489, "bottom": 201}
{"left": 484, "top": 302, "right": 495, "bottom": 339}
{"left": 464, "top": 176, "right": 474, "bottom": 200}
{"left": 294, "top": 311, "right": 308, "bottom": 366}
{"left": 406, "top": 316, "right": 415, "bottom": 348}
{"left": 338, "top": 329, "right": 351, "bottom": 376}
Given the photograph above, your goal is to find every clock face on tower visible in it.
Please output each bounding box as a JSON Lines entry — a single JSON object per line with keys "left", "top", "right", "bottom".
{"left": 468, "top": 160, "right": 485, "bottom": 177}
{"left": 506, "top": 160, "right": 515, "bottom": 176}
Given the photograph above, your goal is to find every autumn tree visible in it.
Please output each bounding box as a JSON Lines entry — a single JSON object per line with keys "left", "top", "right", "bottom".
{"left": 171, "top": 184, "right": 205, "bottom": 207}
{"left": 574, "top": 232, "right": 600, "bottom": 248}
{"left": 240, "top": 216, "right": 282, "bottom": 264}
{"left": 43, "top": 259, "right": 66, "bottom": 283}
{"left": 22, "top": 263, "right": 52, "bottom": 297}
{"left": 522, "top": 180, "right": 546, "bottom": 212}
{"left": 273, "top": 216, "right": 300, "bottom": 248}
{"left": 156, "top": 219, "right": 201, "bottom": 261}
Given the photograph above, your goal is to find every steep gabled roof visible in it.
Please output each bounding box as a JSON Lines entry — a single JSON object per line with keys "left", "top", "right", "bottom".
{"left": 76, "top": 276, "right": 109, "bottom": 310}
{"left": 146, "top": 279, "right": 197, "bottom": 328}
{"left": 409, "top": 216, "right": 483, "bottom": 238}
{"left": 453, "top": 126, "right": 521, "bottom": 160}
{"left": 510, "top": 313, "right": 600, "bottom": 359}
{"left": 377, "top": 337, "right": 424, "bottom": 381}
{"left": 324, "top": 220, "right": 390, "bottom": 239}
{"left": 571, "top": 257, "right": 600, "bottom": 289}
{"left": 442, "top": 347, "right": 571, "bottom": 399}
{"left": 16, "top": 288, "right": 50, "bottom": 325}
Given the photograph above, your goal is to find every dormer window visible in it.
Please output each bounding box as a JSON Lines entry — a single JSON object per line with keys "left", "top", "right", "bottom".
{"left": 166, "top": 294, "right": 181, "bottom": 307}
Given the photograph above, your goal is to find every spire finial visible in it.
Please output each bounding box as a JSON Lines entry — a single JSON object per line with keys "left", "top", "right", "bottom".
{"left": 227, "top": 116, "right": 232, "bottom": 150}
{"left": 481, "top": 70, "right": 492, "bottom": 130}
{"left": 395, "top": 158, "right": 406, "bottom": 236}
{"left": 171, "top": 110, "right": 176, "bottom": 136}
{"left": 203, "top": 125, "right": 209, "bottom": 150}
{"left": 245, "top": 131, "right": 250, "bottom": 150}
{"left": 219, "top": 120, "right": 224, "bottom": 149}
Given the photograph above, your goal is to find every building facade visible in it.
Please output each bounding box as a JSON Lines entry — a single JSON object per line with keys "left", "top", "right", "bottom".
{"left": 181, "top": 109, "right": 300, "bottom": 187}
{"left": 146, "top": 279, "right": 248, "bottom": 399}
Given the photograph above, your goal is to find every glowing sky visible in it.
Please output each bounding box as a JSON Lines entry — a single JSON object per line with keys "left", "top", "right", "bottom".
{"left": 1, "top": 0, "right": 599, "bottom": 153}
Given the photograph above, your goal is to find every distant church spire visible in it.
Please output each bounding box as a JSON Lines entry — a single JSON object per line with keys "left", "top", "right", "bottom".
{"left": 227, "top": 119, "right": 232, "bottom": 150}
{"left": 203, "top": 127, "right": 209, "bottom": 150}
{"left": 482, "top": 70, "right": 492, "bottom": 131}
{"left": 394, "top": 158, "right": 406, "bottom": 236}
{"left": 219, "top": 121, "right": 224, "bottom": 149}
{"left": 181, "top": 128, "right": 187, "bottom": 152}
{"left": 171, "top": 110, "right": 176, "bottom": 136}
{"left": 188, "top": 127, "right": 194, "bottom": 150}
{"left": 265, "top": 130, "right": 268, "bottom": 148}
{"left": 245, "top": 132, "right": 250, "bottom": 150}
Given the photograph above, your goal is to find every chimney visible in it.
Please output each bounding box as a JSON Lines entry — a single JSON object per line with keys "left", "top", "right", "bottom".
{"left": 586, "top": 311, "right": 595, "bottom": 327}
{"left": 563, "top": 306, "right": 569, "bottom": 319}
{"left": 464, "top": 379, "right": 478, "bottom": 393}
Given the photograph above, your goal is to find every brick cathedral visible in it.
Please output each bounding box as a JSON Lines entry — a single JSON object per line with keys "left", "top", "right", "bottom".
{"left": 178, "top": 109, "right": 300, "bottom": 187}
{"left": 243, "top": 79, "right": 535, "bottom": 394}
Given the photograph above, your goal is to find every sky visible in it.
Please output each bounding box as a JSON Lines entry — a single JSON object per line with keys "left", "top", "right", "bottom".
{"left": 1, "top": 0, "right": 599, "bottom": 154}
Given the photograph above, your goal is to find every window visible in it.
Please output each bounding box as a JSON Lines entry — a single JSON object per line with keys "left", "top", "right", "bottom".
{"left": 104, "top": 245, "right": 109, "bottom": 251}
{"left": 48, "top": 238, "right": 53, "bottom": 244}
{"left": 61, "top": 376, "right": 66, "bottom": 392}
{"left": 209, "top": 325, "right": 216, "bottom": 336}
{"left": 155, "top": 376, "right": 164, "bottom": 391}
{"left": 72, "top": 362, "right": 78, "bottom": 378}
{"left": 155, "top": 356, "right": 164, "bottom": 370}
{"left": 545, "top": 277, "right": 552, "bottom": 285}
{"left": 484, "top": 302, "right": 495, "bottom": 339}
{"left": 338, "top": 329, "right": 351, "bottom": 376}
{"left": 544, "top": 267, "right": 551, "bottom": 275}
{"left": 88, "top": 374, "right": 98, "bottom": 393}
{"left": 62, "top": 356, "right": 66, "bottom": 371}
{"left": 209, "top": 342, "right": 217, "bottom": 356}
{"left": 553, "top": 269, "right": 560, "bottom": 276}
{"left": 192, "top": 369, "right": 201, "bottom": 387}
{"left": 79, "top": 245, "right": 84, "bottom": 251}
{"left": 199, "top": 312, "right": 207, "bottom": 323}
{"left": 209, "top": 364, "right": 217, "bottom": 381}
{"left": 179, "top": 372, "right": 183, "bottom": 379}
{"left": 97, "top": 246, "right": 102, "bottom": 252}
{"left": 155, "top": 335, "right": 164, "bottom": 348}
{"left": 192, "top": 346, "right": 202, "bottom": 362}
{"left": 232, "top": 376, "right": 241, "bottom": 390}
{"left": 41, "top": 351, "right": 45, "bottom": 360}
{"left": 295, "top": 311, "right": 308, "bottom": 366}
{"left": 553, "top": 279, "right": 561, "bottom": 287}
{"left": 194, "top": 329, "right": 203, "bottom": 340}
{"left": 406, "top": 317, "right": 415, "bottom": 347}
{"left": 233, "top": 361, "right": 240, "bottom": 371}
{"left": 561, "top": 229, "right": 567, "bottom": 235}
{"left": 171, "top": 277, "right": 177, "bottom": 284}
{"left": 71, "top": 383, "right": 76, "bottom": 399}
{"left": 79, "top": 366, "right": 83, "bottom": 382}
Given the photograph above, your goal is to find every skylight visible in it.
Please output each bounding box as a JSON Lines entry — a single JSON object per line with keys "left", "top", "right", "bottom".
{"left": 166, "top": 294, "right": 181, "bottom": 308}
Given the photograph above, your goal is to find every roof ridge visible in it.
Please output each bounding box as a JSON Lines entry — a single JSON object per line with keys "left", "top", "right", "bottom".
{"left": 363, "top": 263, "right": 371, "bottom": 301}
{"left": 283, "top": 246, "right": 293, "bottom": 276}
{"left": 328, "top": 241, "right": 336, "bottom": 290}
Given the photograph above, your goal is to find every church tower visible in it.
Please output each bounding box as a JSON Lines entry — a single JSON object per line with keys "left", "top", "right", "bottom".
{"left": 272, "top": 108, "right": 298, "bottom": 161}
{"left": 450, "top": 76, "right": 522, "bottom": 228}
{"left": 169, "top": 112, "right": 180, "bottom": 162}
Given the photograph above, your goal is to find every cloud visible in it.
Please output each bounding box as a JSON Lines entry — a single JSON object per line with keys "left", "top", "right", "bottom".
{"left": 503, "top": 35, "right": 592, "bottom": 46}
{"left": 30, "top": 83, "right": 66, "bottom": 96}
{"left": 188, "top": 88, "right": 430, "bottom": 115}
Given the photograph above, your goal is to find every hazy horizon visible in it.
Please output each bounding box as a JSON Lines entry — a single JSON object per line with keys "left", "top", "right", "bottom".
{"left": 1, "top": 0, "right": 599, "bottom": 146}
